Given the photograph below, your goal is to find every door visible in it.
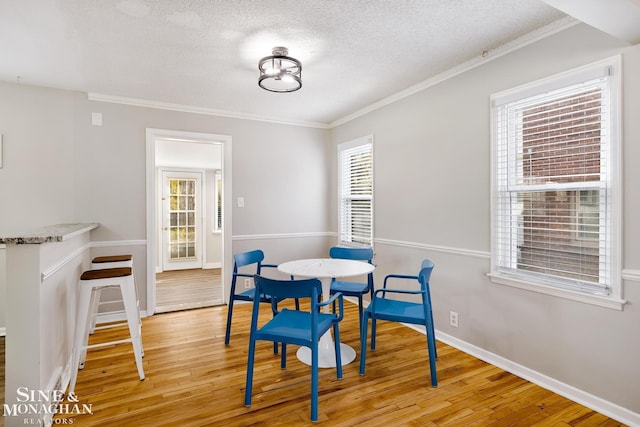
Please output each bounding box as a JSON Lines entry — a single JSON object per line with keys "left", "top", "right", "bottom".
{"left": 162, "top": 171, "right": 203, "bottom": 271}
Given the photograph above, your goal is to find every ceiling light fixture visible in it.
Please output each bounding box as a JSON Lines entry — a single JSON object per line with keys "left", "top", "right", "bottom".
{"left": 258, "top": 46, "right": 302, "bottom": 93}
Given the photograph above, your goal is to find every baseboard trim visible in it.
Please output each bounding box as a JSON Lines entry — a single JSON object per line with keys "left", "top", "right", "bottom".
{"left": 404, "top": 323, "right": 639, "bottom": 426}
{"left": 356, "top": 297, "right": 638, "bottom": 425}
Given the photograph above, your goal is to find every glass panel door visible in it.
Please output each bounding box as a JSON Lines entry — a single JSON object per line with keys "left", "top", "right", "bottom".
{"left": 162, "top": 171, "right": 203, "bottom": 270}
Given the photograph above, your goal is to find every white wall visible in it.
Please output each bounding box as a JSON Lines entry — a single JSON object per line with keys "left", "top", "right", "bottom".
{"left": 331, "top": 23, "right": 640, "bottom": 419}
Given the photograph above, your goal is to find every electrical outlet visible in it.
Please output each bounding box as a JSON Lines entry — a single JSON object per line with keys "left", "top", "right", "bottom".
{"left": 244, "top": 278, "right": 252, "bottom": 289}
{"left": 449, "top": 311, "right": 459, "bottom": 328}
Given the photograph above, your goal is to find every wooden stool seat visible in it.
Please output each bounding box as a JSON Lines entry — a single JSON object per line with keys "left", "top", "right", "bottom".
{"left": 81, "top": 267, "right": 132, "bottom": 280}
{"left": 92, "top": 254, "right": 133, "bottom": 264}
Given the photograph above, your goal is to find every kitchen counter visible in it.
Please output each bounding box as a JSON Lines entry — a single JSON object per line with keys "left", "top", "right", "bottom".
{"left": 0, "top": 223, "right": 99, "bottom": 244}
{"left": 3, "top": 222, "right": 99, "bottom": 426}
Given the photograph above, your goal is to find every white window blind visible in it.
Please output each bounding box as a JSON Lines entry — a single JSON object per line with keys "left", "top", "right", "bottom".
{"left": 338, "top": 137, "right": 373, "bottom": 247}
{"left": 492, "top": 60, "right": 620, "bottom": 297}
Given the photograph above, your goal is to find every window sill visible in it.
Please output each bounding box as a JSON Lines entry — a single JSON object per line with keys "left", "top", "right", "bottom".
{"left": 487, "top": 273, "right": 627, "bottom": 311}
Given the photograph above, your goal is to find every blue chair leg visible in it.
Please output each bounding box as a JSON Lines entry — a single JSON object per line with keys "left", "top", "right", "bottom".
{"left": 333, "top": 324, "right": 343, "bottom": 379}
{"left": 281, "top": 343, "right": 287, "bottom": 369}
{"left": 244, "top": 336, "right": 257, "bottom": 407}
{"left": 371, "top": 318, "right": 377, "bottom": 350}
{"left": 359, "top": 314, "right": 369, "bottom": 375}
{"left": 427, "top": 295, "right": 437, "bottom": 359}
{"left": 357, "top": 295, "right": 364, "bottom": 333}
{"left": 426, "top": 321, "right": 438, "bottom": 387}
{"left": 270, "top": 305, "right": 280, "bottom": 355}
{"left": 311, "top": 343, "right": 319, "bottom": 422}
{"left": 224, "top": 300, "right": 234, "bottom": 345}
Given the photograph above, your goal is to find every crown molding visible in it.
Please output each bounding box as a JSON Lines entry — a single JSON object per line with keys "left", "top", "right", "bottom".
{"left": 330, "top": 16, "right": 579, "bottom": 128}
{"left": 87, "top": 93, "right": 330, "bottom": 129}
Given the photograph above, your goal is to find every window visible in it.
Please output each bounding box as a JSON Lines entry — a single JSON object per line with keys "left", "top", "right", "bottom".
{"left": 490, "top": 57, "right": 622, "bottom": 306}
{"left": 338, "top": 136, "right": 373, "bottom": 247}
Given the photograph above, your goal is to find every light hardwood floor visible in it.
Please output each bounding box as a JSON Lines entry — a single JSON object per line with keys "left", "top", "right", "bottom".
{"left": 155, "top": 268, "right": 223, "bottom": 313}
{"left": 48, "top": 301, "right": 624, "bottom": 426}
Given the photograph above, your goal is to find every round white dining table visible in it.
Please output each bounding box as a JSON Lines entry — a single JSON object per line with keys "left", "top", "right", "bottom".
{"left": 277, "top": 258, "right": 375, "bottom": 368}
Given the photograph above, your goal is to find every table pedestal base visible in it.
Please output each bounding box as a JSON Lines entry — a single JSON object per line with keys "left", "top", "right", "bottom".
{"left": 296, "top": 334, "right": 356, "bottom": 368}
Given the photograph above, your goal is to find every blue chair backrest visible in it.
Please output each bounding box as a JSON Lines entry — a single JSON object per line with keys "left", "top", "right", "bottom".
{"left": 418, "top": 259, "right": 434, "bottom": 289}
{"left": 418, "top": 259, "right": 435, "bottom": 307}
{"left": 254, "top": 275, "right": 321, "bottom": 301}
{"left": 234, "top": 250, "right": 265, "bottom": 272}
{"left": 329, "top": 246, "right": 373, "bottom": 262}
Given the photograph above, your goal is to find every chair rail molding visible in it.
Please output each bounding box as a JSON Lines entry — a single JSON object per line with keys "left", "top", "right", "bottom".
{"left": 233, "top": 231, "right": 335, "bottom": 241}
{"left": 374, "top": 237, "right": 491, "bottom": 259}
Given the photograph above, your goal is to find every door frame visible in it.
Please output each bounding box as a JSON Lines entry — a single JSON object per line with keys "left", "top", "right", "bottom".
{"left": 146, "top": 128, "right": 232, "bottom": 316}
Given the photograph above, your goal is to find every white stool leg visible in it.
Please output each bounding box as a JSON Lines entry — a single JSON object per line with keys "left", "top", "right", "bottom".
{"left": 120, "top": 276, "right": 145, "bottom": 381}
{"left": 88, "top": 288, "right": 101, "bottom": 334}
{"left": 70, "top": 284, "right": 93, "bottom": 394}
{"left": 81, "top": 288, "right": 100, "bottom": 368}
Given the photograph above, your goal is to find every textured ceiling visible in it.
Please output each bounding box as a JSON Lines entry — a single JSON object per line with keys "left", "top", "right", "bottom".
{"left": 0, "top": 0, "right": 568, "bottom": 126}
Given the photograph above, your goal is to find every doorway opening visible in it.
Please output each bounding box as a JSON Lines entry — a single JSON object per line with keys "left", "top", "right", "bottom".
{"left": 146, "top": 129, "right": 232, "bottom": 315}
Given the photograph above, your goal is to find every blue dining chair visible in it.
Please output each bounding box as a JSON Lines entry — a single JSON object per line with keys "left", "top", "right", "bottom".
{"left": 329, "top": 246, "right": 374, "bottom": 334}
{"left": 224, "top": 249, "right": 299, "bottom": 353}
{"left": 245, "top": 275, "right": 345, "bottom": 422}
{"left": 359, "top": 259, "right": 438, "bottom": 387}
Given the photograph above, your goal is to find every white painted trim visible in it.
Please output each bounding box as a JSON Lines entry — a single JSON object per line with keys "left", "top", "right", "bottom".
{"left": 90, "top": 240, "right": 146, "bottom": 247}
{"left": 488, "top": 273, "right": 627, "bottom": 310}
{"left": 204, "top": 262, "right": 221, "bottom": 269}
{"left": 227, "top": 234, "right": 640, "bottom": 282}
{"left": 41, "top": 242, "right": 91, "bottom": 282}
{"left": 146, "top": 128, "right": 233, "bottom": 314}
{"left": 431, "top": 328, "right": 640, "bottom": 426}
{"left": 374, "top": 237, "right": 491, "bottom": 259}
{"left": 0, "top": 327, "right": 5, "bottom": 336}
{"left": 88, "top": 93, "right": 329, "bottom": 129}
{"left": 330, "top": 16, "right": 579, "bottom": 127}
{"left": 622, "top": 269, "right": 640, "bottom": 282}
{"left": 233, "top": 231, "right": 335, "bottom": 241}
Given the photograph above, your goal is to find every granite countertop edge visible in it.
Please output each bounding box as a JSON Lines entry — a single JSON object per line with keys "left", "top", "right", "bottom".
{"left": 0, "top": 223, "right": 100, "bottom": 245}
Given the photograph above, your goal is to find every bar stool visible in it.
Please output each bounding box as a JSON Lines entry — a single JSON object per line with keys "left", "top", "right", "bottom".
{"left": 69, "top": 267, "right": 145, "bottom": 394}
{"left": 88, "top": 255, "right": 138, "bottom": 334}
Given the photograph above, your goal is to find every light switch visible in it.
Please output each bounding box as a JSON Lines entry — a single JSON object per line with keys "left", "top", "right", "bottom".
{"left": 237, "top": 197, "right": 245, "bottom": 208}
{"left": 91, "top": 112, "right": 103, "bottom": 126}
